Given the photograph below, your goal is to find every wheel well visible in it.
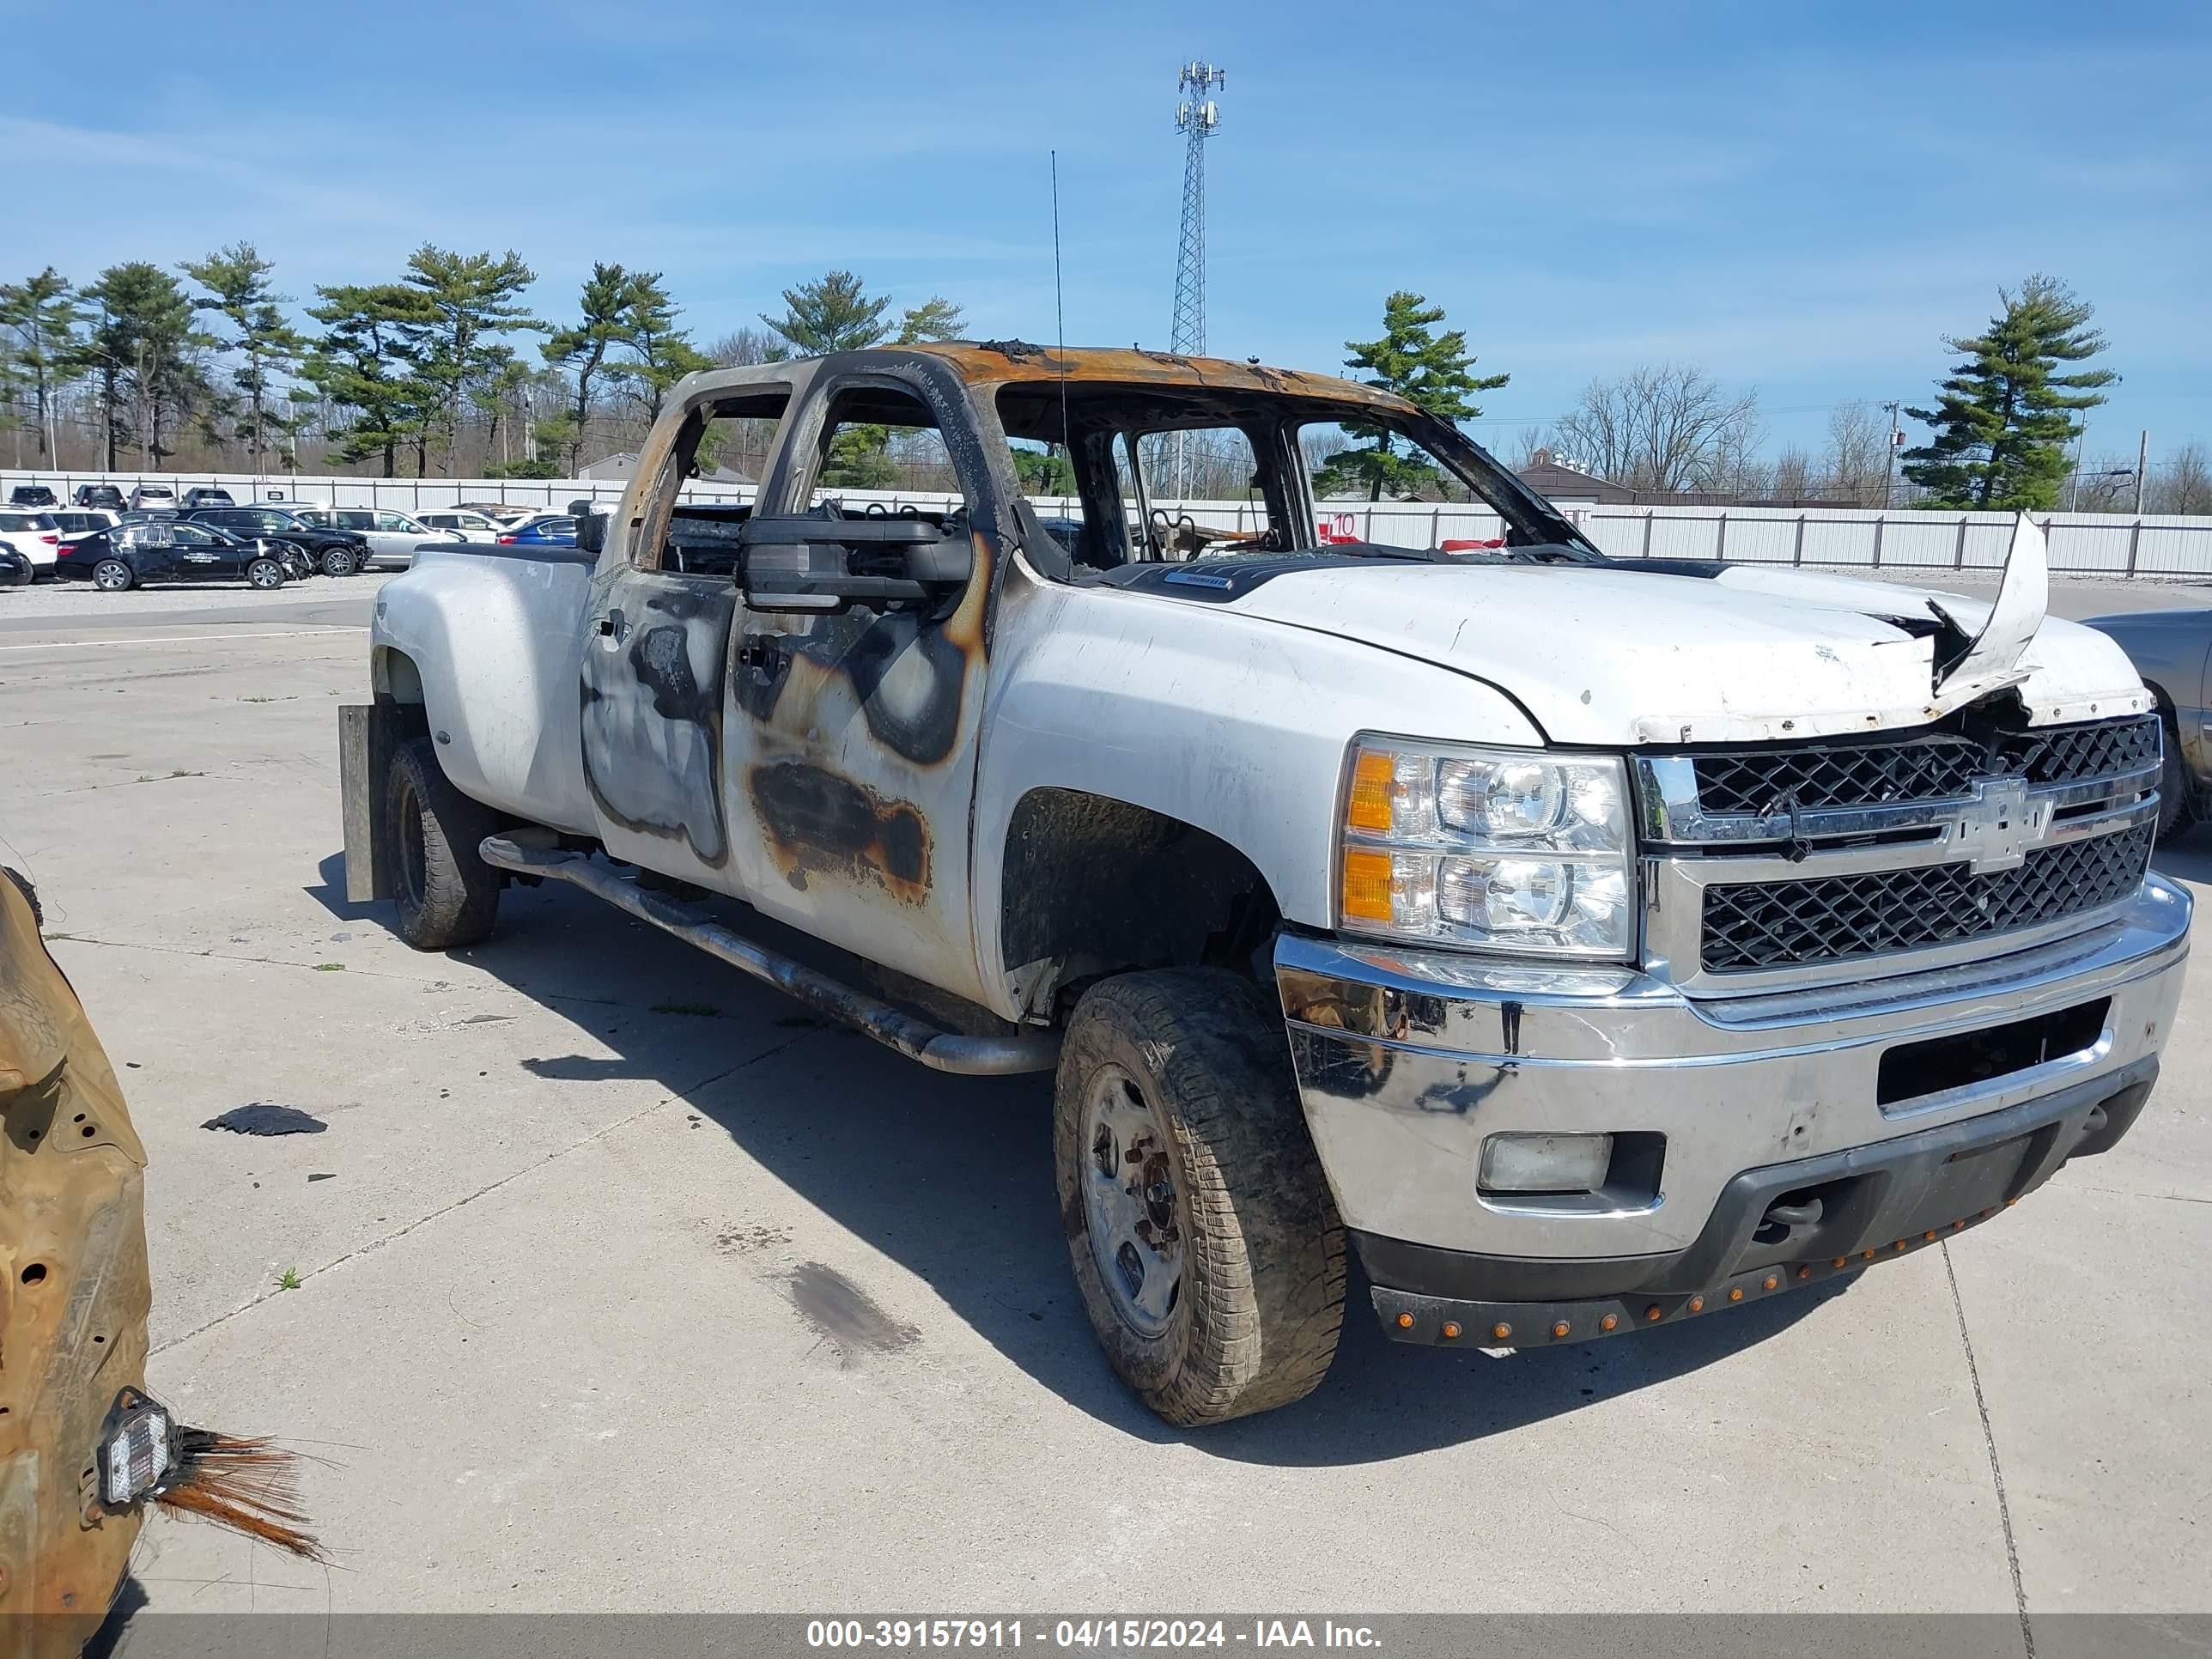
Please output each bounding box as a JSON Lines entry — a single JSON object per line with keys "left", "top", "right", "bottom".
{"left": 1000, "top": 788, "right": 1281, "bottom": 1018}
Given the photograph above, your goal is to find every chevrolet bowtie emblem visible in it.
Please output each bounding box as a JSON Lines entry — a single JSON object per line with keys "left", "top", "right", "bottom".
{"left": 1953, "top": 775, "right": 2049, "bottom": 874}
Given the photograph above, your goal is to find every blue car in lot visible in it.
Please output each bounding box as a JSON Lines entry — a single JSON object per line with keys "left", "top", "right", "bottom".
{"left": 495, "top": 515, "right": 578, "bottom": 548}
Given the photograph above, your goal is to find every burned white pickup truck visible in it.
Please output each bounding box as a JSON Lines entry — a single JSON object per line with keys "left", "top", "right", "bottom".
{"left": 341, "top": 343, "right": 2189, "bottom": 1425}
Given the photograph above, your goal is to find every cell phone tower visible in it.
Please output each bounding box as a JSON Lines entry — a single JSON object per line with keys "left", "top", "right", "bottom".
{"left": 1170, "top": 61, "right": 1224, "bottom": 496}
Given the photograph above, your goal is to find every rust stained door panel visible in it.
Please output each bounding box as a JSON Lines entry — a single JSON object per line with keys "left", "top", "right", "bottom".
{"left": 0, "top": 877, "right": 149, "bottom": 1655}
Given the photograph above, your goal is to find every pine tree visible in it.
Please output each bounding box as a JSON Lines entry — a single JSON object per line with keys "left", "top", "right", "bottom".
{"left": 81, "top": 263, "right": 210, "bottom": 470}
{"left": 1315, "top": 291, "right": 1506, "bottom": 501}
{"left": 542, "top": 263, "right": 633, "bottom": 471}
{"left": 896, "top": 296, "right": 965, "bottom": 344}
{"left": 761, "top": 270, "right": 891, "bottom": 355}
{"left": 1903, "top": 275, "right": 2115, "bottom": 510}
{"left": 181, "top": 243, "right": 303, "bottom": 473}
{"left": 302, "top": 284, "right": 437, "bottom": 477}
{"left": 0, "top": 269, "right": 82, "bottom": 459}
{"left": 611, "top": 271, "right": 710, "bottom": 425}
{"left": 400, "top": 246, "right": 545, "bottom": 473}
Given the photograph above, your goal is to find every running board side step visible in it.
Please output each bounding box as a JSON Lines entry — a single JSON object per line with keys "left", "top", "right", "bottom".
{"left": 477, "top": 836, "right": 1061, "bottom": 1077}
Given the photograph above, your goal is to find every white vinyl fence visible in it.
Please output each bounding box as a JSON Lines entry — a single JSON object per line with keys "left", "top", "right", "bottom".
{"left": 7, "top": 466, "right": 2209, "bottom": 578}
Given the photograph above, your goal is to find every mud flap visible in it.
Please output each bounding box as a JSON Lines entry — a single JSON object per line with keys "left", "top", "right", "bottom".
{"left": 338, "top": 702, "right": 406, "bottom": 903}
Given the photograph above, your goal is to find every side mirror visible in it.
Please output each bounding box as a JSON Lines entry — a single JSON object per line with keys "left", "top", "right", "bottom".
{"left": 576, "top": 511, "right": 608, "bottom": 555}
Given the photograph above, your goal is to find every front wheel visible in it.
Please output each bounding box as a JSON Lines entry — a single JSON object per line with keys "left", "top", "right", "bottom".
{"left": 92, "top": 558, "right": 133, "bottom": 592}
{"left": 385, "top": 736, "right": 501, "bottom": 949}
{"left": 2157, "top": 715, "right": 2195, "bottom": 842}
{"left": 1054, "top": 968, "right": 1346, "bottom": 1426}
{"left": 246, "top": 557, "right": 286, "bottom": 590}
{"left": 321, "top": 546, "right": 357, "bottom": 577}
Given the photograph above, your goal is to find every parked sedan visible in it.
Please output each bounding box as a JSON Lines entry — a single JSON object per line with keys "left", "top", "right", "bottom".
{"left": 184, "top": 505, "right": 368, "bottom": 576}
{"left": 0, "top": 510, "right": 60, "bottom": 576}
{"left": 327, "top": 507, "right": 441, "bottom": 568}
{"left": 0, "top": 543, "right": 32, "bottom": 587}
{"left": 2083, "top": 608, "right": 2211, "bottom": 842}
{"left": 496, "top": 514, "right": 578, "bottom": 548}
{"left": 57, "top": 520, "right": 294, "bottom": 590}
{"left": 9, "top": 484, "right": 58, "bottom": 507}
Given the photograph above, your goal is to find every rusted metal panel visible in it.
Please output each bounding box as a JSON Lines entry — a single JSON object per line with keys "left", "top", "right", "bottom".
{"left": 0, "top": 874, "right": 149, "bottom": 1656}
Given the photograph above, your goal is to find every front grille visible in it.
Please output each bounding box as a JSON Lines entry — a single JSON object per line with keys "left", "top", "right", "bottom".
{"left": 1701, "top": 822, "right": 2153, "bottom": 972}
{"left": 1691, "top": 714, "right": 2160, "bottom": 815}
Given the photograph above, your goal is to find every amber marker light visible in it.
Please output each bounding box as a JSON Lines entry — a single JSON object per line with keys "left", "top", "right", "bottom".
{"left": 1728, "top": 1287, "right": 1744, "bottom": 1303}
{"left": 1340, "top": 847, "right": 1395, "bottom": 923}
{"left": 1688, "top": 1295, "right": 1705, "bottom": 1313}
{"left": 1551, "top": 1321, "right": 1570, "bottom": 1339}
{"left": 1395, "top": 1311, "right": 1414, "bottom": 1329}
{"left": 1600, "top": 1314, "right": 1618, "bottom": 1332}
{"left": 1492, "top": 1322, "right": 1513, "bottom": 1341}
{"left": 1346, "top": 749, "right": 1396, "bottom": 833}
{"left": 1645, "top": 1305, "right": 1662, "bottom": 1322}
{"left": 1441, "top": 1321, "right": 1462, "bottom": 1340}
{"left": 1764, "top": 1275, "right": 1781, "bottom": 1291}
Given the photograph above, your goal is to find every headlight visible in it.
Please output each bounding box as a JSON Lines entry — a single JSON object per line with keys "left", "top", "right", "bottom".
{"left": 1338, "top": 736, "right": 1635, "bottom": 957}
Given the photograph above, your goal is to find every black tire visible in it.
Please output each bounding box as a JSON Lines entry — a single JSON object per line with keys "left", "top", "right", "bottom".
{"left": 386, "top": 736, "right": 501, "bottom": 950}
{"left": 1054, "top": 968, "right": 1345, "bottom": 1426}
{"left": 2157, "top": 714, "right": 2195, "bottom": 842}
{"left": 92, "top": 558, "right": 133, "bottom": 592}
{"left": 321, "top": 545, "right": 357, "bottom": 578}
{"left": 246, "top": 557, "right": 285, "bottom": 590}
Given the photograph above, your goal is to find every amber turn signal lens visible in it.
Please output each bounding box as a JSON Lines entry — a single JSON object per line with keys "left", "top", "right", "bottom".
{"left": 1764, "top": 1275, "right": 1781, "bottom": 1291}
{"left": 1395, "top": 1311, "right": 1413, "bottom": 1329}
{"left": 1492, "top": 1322, "right": 1513, "bottom": 1341}
{"left": 1340, "top": 847, "right": 1395, "bottom": 922}
{"left": 1688, "top": 1295, "right": 1705, "bottom": 1313}
{"left": 1346, "top": 749, "right": 1398, "bottom": 833}
{"left": 1441, "top": 1321, "right": 1462, "bottom": 1340}
{"left": 1551, "top": 1321, "right": 1570, "bottom": 1339}
{"left": 1600, "top": 1314, "right": 1618, "bottom": 1332}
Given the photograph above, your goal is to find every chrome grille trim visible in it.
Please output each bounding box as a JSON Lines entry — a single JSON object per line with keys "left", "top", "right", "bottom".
{"left": 1633, "top": 715, "right": 2162, "bottom": 995}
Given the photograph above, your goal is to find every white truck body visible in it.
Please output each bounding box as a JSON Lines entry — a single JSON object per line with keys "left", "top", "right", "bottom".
{"left": 348, "top": 343, "right": 2189, "bottom": 1421}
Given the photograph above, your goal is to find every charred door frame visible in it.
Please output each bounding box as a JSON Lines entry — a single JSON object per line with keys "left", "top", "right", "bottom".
{"left": 720, "top": 354, "right": 1022, "bottom": 1004}
{"left": 577, "top": 374, "right": 800, "bottom": 891}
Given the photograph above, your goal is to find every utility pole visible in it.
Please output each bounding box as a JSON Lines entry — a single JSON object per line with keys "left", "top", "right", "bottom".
{"left": 2135, "top": 428, "right": 2149, "bottom": 515}
{"left": 1170, "top": 60, "right": 1224, "bottom": 500}
{"left": 1881, "top": 400, "right": 1902, "bottom": 509}
{"left": 2068, "top": 421, "right": 2088, "bottom": 511}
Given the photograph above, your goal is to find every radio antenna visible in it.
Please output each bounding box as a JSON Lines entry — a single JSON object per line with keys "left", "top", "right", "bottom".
{"left": 1051, "top": 149, "right": 1070, "bottom": 497}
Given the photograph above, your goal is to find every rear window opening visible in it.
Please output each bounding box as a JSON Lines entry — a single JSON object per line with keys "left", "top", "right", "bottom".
{"left": 1877, "top": 999, "right": 2109, "bottom": 1107}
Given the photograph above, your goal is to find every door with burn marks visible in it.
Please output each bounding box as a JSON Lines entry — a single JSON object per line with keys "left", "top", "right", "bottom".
{"left": 724, "top": 361, "right": 1011, "bottom": 1006}
{"left": 578, "top": 389, "right": 793, "bottom": 891}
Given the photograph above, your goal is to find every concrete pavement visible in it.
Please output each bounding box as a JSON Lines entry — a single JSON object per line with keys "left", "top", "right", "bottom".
{"left": 0, "top": 576, "right": 2204, "bottom": 1623}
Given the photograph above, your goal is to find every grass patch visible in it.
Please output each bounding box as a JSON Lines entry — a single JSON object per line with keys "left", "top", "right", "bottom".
{"left": 276, "top": 1267, "right": 302, "bottom": 1291}
{"left": 652, "top": 1000, "right": 720, "bottom": 1018}
{"left": 313, "top": 962, "right": 344, "bottom": 972}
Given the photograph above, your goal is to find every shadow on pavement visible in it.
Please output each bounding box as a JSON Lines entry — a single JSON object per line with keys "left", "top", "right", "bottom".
{"left": 337, "top": 856, "right": 1839, "bottom": 1465}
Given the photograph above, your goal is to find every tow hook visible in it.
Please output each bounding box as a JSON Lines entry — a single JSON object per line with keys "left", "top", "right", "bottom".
{"left": 1754, "top": 1194, "right": 1825, "bottom": 1248}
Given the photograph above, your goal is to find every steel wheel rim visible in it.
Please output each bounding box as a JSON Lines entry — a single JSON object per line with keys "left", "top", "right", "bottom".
{"left": 1079, "top": 1062, "right": 1186, "bottom": 1339}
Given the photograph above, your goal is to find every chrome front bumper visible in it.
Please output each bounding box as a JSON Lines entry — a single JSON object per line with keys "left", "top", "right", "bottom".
{"left": 1275, "top": 875, "right": 2191, "bottom": 1273}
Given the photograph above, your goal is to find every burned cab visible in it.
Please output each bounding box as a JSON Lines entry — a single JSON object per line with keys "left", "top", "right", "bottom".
{"left": 348, "top": 343, "right": 2185, "bottom": 1426}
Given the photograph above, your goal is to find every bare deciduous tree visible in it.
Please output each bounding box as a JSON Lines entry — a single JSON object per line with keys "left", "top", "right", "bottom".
{"left": 1820, "top": 401, "right": 1888, "bottom": 504}
{"left": 2150, "top": 441, "right": 2211, "bottom": 516}
{"left": 1547, "top": 364, "right": 1763, "bottom": 493}
{"left": 706, "top": 325, "right": 787, "bottom": 368}
{"left": 1771, "top": 447, "right": 1814, "bottom": 500}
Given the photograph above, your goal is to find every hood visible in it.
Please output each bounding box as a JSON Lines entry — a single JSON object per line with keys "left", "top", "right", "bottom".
{"left": 1224, "top": 561, "right": 2151, "bottom": 745}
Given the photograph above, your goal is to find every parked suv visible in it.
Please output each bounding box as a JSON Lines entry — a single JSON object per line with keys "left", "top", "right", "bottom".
{"left": 73, "top": 484, "right": 126, "bottom": 510}
{"left": 8, "top": 484, "right": 58, "bottom": 507}
{"left": 184, "top": 504, "right": 367, "bottom": 576}
{"left": 128, "top": 483, "right": 178, "bottom": 511}
{"left": 179, "top": 486, "right": 237, "bottom": 509}
{"left": 0, "top": 511, "right": 60, "bottom": 576}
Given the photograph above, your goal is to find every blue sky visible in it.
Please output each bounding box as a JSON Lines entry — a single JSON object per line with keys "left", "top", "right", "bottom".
{"left": 3, "top": 0, "right": 2206, "bottom": 465}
